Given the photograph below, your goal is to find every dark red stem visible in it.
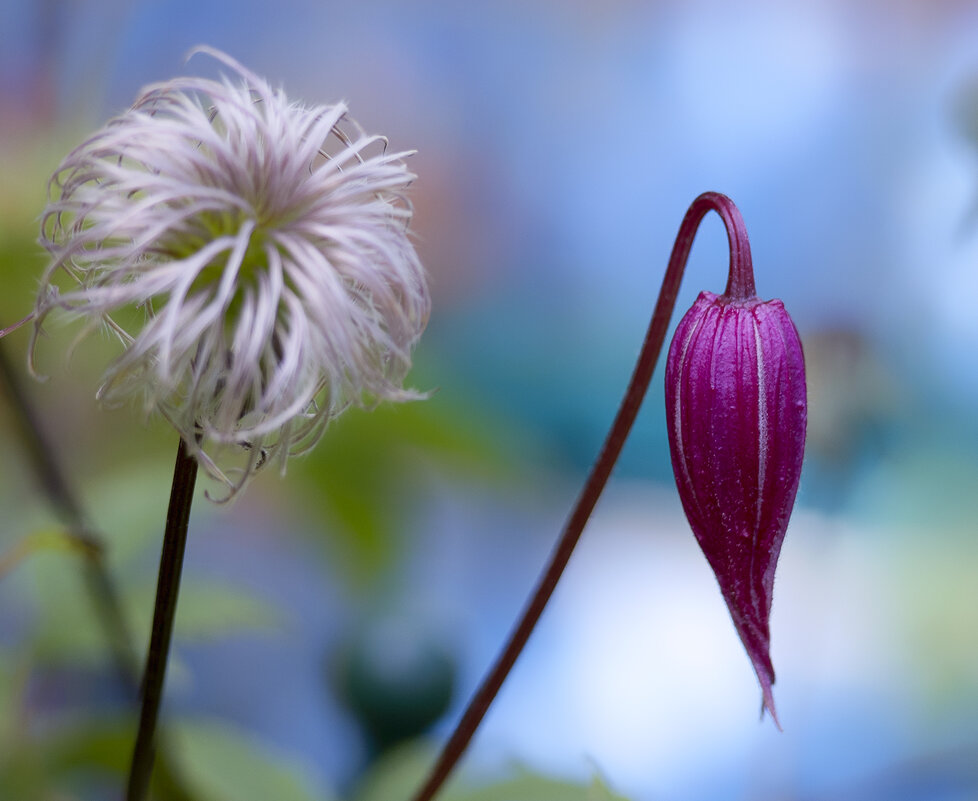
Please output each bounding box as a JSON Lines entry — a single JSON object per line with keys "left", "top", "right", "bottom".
{"left": 408, "top": 191, "right": 750, "bottom": 801}
{"left": 126, "top": 437, "right": 198, "bottom": 801}
{"left": 711, "top": 193, "right": 755, "bottom": 299}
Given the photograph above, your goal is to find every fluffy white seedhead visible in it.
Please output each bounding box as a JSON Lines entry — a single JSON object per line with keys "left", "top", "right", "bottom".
{"left": 34, "top": 47, "right": 430, "bottom": 499}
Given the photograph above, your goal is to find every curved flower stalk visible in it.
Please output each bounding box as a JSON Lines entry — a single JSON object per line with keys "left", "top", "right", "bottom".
{"left": 410, "top": 192, "right": 803, "bottom": 801}
{"left": 665, "top": 202, "right": 806, "bottom": 724}
{"left": 33, "top": 46, "right": 429, "bottom": 498}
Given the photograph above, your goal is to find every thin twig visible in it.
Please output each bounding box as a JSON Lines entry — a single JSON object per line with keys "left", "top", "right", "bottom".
{"left": 0, "top": 311, "right": 35, "bottom": 340}
{"left": 0, "top": 343, "right": 197, "bottom": 799}
{"left": 126, "top": 436, "right": 199, "bottom": 801}
{"left": 0, "top": 344, "right": 138, "bottom": 683}
{"left": 409, "top": 192, "right": 745, "bottom": 801}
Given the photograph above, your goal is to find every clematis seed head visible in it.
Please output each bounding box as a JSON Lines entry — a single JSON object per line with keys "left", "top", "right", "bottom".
{"left": 32, "top": 47, "right": 430, "bottom": 499}
{"left": 664, "top": 195, "right": 806, "bottom": 724}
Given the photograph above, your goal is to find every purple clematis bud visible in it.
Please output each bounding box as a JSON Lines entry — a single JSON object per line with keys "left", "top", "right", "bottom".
{"left": 664, "top": 199, "right": 806, "bottom": 725}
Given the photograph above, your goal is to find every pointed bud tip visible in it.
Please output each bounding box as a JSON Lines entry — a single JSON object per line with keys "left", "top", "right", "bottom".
{"left": 665, "top": 255, "right": 805, "bottom": 729}
{"left": 755, "top": 667, "right": 782, "bottom": 730}
{"left": 761, "top": 691, "right": 782, "bottom": 731}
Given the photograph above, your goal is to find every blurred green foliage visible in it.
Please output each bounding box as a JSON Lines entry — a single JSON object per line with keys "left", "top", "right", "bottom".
{"left": 288, "top": 391, "right": 518, "bottom": 591}
{"left": 0, "top": 136, "right": 615, "bottom": 800}
{"left": 353, "top": 743, "right": 629, "bottom": 801}
{"left": 168, "top": 720, "right": 335, "bottom": 801}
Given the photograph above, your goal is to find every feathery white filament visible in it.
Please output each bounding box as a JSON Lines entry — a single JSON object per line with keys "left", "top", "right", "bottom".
{"left": 32, "top": 47, "right": 430, "bottom": 499}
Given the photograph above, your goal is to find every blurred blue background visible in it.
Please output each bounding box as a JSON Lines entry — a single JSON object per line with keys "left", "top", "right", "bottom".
{"left": 2, "top": 1, "right": 978, "bottom": 799}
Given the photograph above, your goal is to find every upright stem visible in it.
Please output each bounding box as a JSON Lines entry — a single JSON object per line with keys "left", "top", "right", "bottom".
{"left": 126, "top": 437, "right": 199, "bottom": 801}
{"left": 409, "top": 191, "right": 748, "bottom": 801}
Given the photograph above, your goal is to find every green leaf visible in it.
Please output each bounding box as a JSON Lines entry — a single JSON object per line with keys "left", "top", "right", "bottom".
{"left": 454, "top": 769, "right": 632, "bottom": 801}
{"left": 0, "top": 716, "right": 132, "bottom": 800}
{"left": 0, "top": 526, "right": 98, "bottom": 579}
{"left": 586, "top": 773, "right": 631, "bottom": 801}
{"left": 351, "top": 742, "right": 447, "bottom": 801}
{"left": 44, "top": 718, "right": 133, "bottom": 775}
{"left": 82, "top": 459, "right": 192, "bottom": 564}
{"left": 168, "top": 718, "right": 334, "bottom": 801}
{"left": 23, "top": 546, "right": 107, "bottom": 665}
{"left": 19, "top": 539, "right": 282, "bottom": 669}
{"left": 352, "top": 742, "right": 633, "bottom": 801}
{"left": 290, "top": 391, "right": 521, "bottom": 590}
{"left": 128, "top": 580, "right": 285, "bottom": 643}
{"left": 0, "top": 652, "right": 26, "bottom": 747}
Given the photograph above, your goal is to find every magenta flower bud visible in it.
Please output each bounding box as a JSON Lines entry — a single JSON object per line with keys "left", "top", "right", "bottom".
{"left": 664, "top": 198, "right": 806, "bottom": 724}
